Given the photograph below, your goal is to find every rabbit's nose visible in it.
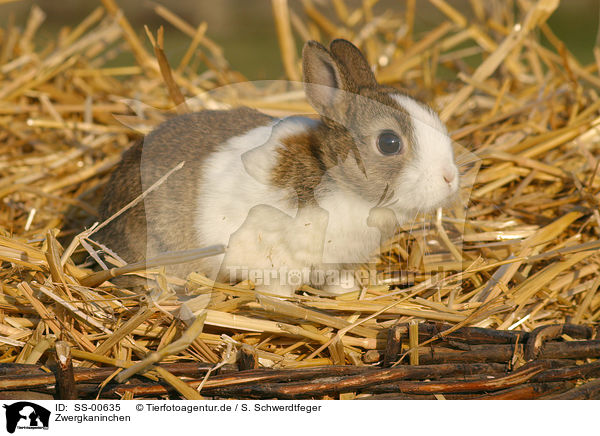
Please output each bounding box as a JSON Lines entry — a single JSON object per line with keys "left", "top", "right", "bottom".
{"left": 443, "top": 168, "right": 456, "bottom": 184}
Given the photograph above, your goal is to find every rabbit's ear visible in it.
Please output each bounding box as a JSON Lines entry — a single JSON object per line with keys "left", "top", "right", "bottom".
{"left": 329, "top": 39, "right": 377, "bottom": 90}
{"left": 302, "top": 40, "right": 349, "bottom": 115}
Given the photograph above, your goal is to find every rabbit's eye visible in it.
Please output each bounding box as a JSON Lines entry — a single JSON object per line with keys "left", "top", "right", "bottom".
{"left": 377, "top": 130, "right": 403, "bottom": 155}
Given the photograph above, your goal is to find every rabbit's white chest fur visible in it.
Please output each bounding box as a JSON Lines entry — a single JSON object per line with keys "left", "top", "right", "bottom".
{"left": 195, "top": 118, "right": 387, "bottom": 295}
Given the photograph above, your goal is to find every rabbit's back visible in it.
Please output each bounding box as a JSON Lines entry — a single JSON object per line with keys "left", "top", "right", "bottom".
{"left": 97, "top": 107, "right": 274, "bottom": 276}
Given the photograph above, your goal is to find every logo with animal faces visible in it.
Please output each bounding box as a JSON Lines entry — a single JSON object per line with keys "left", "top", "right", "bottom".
{"left": 2, "top": 402, "right": 50, "bottom": 433}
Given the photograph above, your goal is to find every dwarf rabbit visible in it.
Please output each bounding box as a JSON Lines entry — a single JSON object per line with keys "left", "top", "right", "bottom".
{"left": 97, "top": 39, "right": 459, "bottom": 296}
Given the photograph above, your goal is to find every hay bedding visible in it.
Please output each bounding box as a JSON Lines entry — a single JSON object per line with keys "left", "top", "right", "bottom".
{"left": 0, "top": 0, "right": 598, "bottom": 399}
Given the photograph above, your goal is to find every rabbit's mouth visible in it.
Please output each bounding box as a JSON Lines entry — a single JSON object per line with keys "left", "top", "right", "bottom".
{"left": 380, "top": 170, "right": 460, "bottom": 219}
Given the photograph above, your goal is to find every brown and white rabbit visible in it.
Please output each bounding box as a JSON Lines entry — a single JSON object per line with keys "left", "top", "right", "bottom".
{"left": 97, "top": 39, "right": 459, "bottom": 296}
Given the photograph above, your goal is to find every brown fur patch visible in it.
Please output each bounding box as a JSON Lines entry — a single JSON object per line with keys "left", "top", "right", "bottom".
{"left": 271, "top": 122, "right": 358, "bottom": 207}
{"left": 271, "top": 131, "right": 324, "bottom": 207}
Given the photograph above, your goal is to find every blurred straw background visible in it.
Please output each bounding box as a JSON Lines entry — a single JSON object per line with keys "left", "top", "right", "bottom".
{"left": 0, "top": 0, "right": 599, "bottom": 399}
